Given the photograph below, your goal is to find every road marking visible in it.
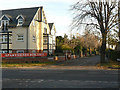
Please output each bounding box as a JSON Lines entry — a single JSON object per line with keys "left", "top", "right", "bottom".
{"left": 3, "top": 78, "right": 119, "bottom": 84}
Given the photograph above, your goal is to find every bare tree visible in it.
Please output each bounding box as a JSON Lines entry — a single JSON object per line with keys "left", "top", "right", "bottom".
{"left": 118, "top": 1, "right": 120, "bottom": 41}
{"left": 71, "top": 0, "right": 118, "bottom": 63}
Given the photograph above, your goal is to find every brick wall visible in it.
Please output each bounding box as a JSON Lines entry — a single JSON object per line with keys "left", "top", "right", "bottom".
{"left": 2, "top": 57, "right": 49, "bottom": 63}
{"left": 2, "top": 55, "right": 78, "bottom": 63}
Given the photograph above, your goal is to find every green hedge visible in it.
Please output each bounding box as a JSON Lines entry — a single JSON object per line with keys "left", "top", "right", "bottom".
{"left": 106, "top": 49, "right": 120, "bottom": 61}
{"left": 110, "top": 51, "right": 120, "bottom": 61}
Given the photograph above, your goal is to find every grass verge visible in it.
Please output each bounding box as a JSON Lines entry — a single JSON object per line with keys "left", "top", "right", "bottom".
{"left": 97, "top": 60, "right": 120, "bottom": 69}
{"left": 2, "top": 61, "right": 57, "bottom": 67}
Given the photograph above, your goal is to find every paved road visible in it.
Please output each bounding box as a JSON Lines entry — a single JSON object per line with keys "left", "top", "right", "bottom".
{"left": 2, "top": 56, "right": 119, "bottom": 88}
{"left": 2, "top": 69, "right": 119, "bottom": 88}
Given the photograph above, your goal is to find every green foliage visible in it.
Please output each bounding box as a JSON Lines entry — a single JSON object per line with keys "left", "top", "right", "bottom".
{"left": 82, "top": 47, "right": 87, "bottom": 55}
{"left": 64, "top": 34, "right": 68, "bottom": 39}
{"left": 61, "top": 44, "right": 73, "bottom": 50}
{"left": 74, "top": 44, "right": 83, "bottom": 54}
{"left": 55, "top": 45, "right": 63, "bottom": 53}
{"left": 106, "top": 49, "right": 120, "bottom": 61}
{"left": 72, "top": 35, "right": 76, "bottom": 39}
{"left": 110, "top": 51, "right": 120, "bottom": 61}
{"left": 55, "top": 36, "right": 64, "bottom": 53}
{"left": 56, "top": 36, "right": 64, "bottom": 45}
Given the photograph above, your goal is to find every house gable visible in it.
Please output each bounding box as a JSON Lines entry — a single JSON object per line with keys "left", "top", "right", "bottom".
{"left": 0, "top": 7, "right": 42, "bottom": 27}
{"left": 48, "top": 23, "right": 56, "bottom": 34}
{"left": 16, "top": 15, "right": 24, "bottom": 20}
{"left": 0, "top": 15, "right": 10, "bottom": 21}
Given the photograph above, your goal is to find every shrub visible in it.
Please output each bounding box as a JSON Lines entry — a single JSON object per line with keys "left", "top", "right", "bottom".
{"left": 105, "top": 49, "right": 113, "bottom": 58}
{"left": 106, "top": 49, "right": 120, "bottom": 61}
{"left": 110, "top": 51, "right": 120, "bottom": 61}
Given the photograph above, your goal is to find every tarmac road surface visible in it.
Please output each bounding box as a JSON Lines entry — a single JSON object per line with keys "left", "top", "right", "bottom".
{"left": 2, "top": 56, "right": 119, "bottom": 88}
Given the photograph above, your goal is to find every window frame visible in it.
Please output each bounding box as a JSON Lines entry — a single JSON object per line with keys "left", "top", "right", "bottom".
{"left": 44, "top": 28, "right": 47, "bottom": 34}
{"left": 43, "top": 37, "right": 48, "bottom": 44}
{"left": 32, "top": 35, "right": 36, "bottom": 42}
{"left": 17, "top": 34, "right": 24, "bottom": 41}
{"left": 1, "top": 20, "right": 9, "bottom": 27}
{"left": 17, "top": 50, "right": 24, "bottom": 53}
{"left": 1, "top": 35, "right": 12, "bottom": 43}
{"left": 17, "top": 19, "right": 23, "bottom": 26}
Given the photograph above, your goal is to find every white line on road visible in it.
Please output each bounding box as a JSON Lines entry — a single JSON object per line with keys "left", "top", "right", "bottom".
{"left": 3, "top": 78, "right": 119, "bottom": 84}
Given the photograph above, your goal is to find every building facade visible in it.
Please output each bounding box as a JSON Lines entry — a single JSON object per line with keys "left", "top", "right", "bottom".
{"left": 0, "top": 7, "right": 56, "bottom": 54}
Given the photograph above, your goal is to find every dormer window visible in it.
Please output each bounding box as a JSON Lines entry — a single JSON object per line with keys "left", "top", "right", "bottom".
{"left": 1, "top": 20, "right": 9, "bottom": 26}
{"left": 18, "top": 19, "right": 23, "bottom": 26}
{"left": 0, "top": 15, "right": 10, "bottom": 26}
{"left": 16, "top": 15, "right": 24, "bottom": 26}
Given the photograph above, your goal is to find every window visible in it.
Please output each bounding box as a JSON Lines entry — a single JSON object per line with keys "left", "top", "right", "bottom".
{"left": 17, "top": 19, "right": 23, "bottom": 26}
{"left": 16, "top": 15, "right": 24, "bottom": 26}
{"left": 2, "top": 35, "right": 7, "bottom": 42}
{"left": 2, "top": 35, "right": 11, "bottom": 43}
{"left": 32, "top": 35, "right": 36, "bottom": 42}
{"left": 17, "top": 34, "right": 24, "bottom": 41}
{"left": 43, "top": 16, "right": 46, "bottom": 23}
{"left": 33, "top": 20, "right": 35, "bottom": 26}
{"left": 43, "top": 37, "right": 48, "bottom": 44}
{"left": 17, "top": 50, "right": 24, "bottom": 53}
{"left": 1, "top": 20, "right": 9, "bottom": 26}
{"left": 44, "top": 39, "right": 47, "bottom": 44}
{"left": 2, "top": 50, "right": 12, "bottom": 53}
{"left": 2, "top": 50, "right": 8, "bottom": 53}
{"left": 52, "top": 40, "right": 55, "bottom": 44}
{"left": 32, "top": 50, "right": 36, "bottom": 53}
{"left": 0, "top": 15, "right": 10, "bottom": 26}
{"left": 44, "top": 28, "right": 47, "bottom": 34}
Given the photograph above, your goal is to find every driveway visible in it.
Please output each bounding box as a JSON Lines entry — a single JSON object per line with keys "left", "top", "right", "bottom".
{"left": 55, "top": 55, "right": 100, "bottom": 66}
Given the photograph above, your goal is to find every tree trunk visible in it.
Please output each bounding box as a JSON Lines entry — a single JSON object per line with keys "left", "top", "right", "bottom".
{"left": 89, "top": 47, "right": 91, "bottom": 56}
{"left": 100, "top": 33, "right": 107, "bottom": 63}
{"left": 118, "top": 1, "right": 120, "bottom": 41}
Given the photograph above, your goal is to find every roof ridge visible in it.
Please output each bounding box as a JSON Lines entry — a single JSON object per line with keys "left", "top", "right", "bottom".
{"left": 1, "top": 6, "right": 43, "bottom": 11}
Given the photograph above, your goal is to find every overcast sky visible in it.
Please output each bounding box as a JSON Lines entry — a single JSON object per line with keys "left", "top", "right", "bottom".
{"left": 0, "top": 0, "right": 80, "bottom": 36}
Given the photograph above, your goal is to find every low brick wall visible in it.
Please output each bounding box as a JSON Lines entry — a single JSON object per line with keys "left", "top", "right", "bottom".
{"left": 2, "top": 57, "right": 50, "bottom": 63}
{"left": 57, "top": 56, "right": 65, "bottom": 62}
{"left": 71, "top": 55, "right": 76, "bottom": 59}
{"left": 2, "top": 55, "right": 78, "bottom": 63}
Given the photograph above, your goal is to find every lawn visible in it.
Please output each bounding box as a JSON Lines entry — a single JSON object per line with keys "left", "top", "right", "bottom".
{"left": 97, "top": 60, "right": 120, "bottom": 69}
{"left": 2, "top": 61, "right": 56, "bottom": 67}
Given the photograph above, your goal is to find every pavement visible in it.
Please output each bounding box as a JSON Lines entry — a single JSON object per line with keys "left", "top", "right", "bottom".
{"left": 2, "top": 55, "right": 120, "bottom": 88}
